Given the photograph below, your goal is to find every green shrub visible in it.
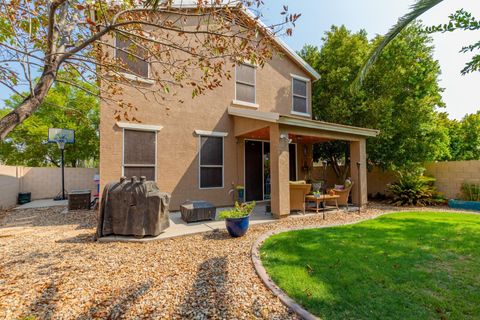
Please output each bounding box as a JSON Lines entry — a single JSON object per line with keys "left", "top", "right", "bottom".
{"left": 460, "top": 182, "right": 480, "bottom": 201}
{"left": 387, "top": 171, "right": 444, "bottom": 206}
{"left": 218, "top": 201, "right": 256, "bottom": 219}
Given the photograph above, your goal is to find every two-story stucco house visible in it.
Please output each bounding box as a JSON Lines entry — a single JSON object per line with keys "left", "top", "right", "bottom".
{"left": 99, "top": 3, "right": 379, "bottom": 218}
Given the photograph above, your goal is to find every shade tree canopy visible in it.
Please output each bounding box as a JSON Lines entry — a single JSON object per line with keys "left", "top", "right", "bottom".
{"left": 0, "top": 0, "right": 299, "bottom": 139}
{"left": 301, "top": 24, "right": 451, "bottom": 172}
{"left": 0, "top": 76, "right": 99, "bottom": 167}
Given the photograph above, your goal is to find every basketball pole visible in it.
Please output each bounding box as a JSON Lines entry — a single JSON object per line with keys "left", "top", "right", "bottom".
{"left": 61, "top": 147, "right": 65, "bottom": 200}
{"left": 56, "top": 139, "right": 66, "bottom": 201}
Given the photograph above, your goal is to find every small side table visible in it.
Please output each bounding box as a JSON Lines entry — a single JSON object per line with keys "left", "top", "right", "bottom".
{"left": 180, "top": 201, "right": 216, "bottom": 223}
{"left": 305, "top": 194, "right": 340, "bottom": 219}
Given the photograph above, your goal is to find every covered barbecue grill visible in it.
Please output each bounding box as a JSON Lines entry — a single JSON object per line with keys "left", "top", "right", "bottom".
{"left": 96, "top": 176, "right": 170, "bottom": 239}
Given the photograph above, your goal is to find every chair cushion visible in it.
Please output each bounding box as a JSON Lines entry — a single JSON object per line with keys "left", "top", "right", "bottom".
{"left": 290, "top": 180, "right": 307, "bottom": 185}
{"left": 344, "top": 179, "right": 353, "bottom": 188}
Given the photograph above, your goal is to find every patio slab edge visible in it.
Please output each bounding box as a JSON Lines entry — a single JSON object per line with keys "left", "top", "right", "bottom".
{"left": 97, "top": 218, "right": 277, "bottom": 243}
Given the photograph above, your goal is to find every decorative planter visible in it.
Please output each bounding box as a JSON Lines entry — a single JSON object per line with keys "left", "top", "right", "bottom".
{"left": 448, "top": 199, "right": 480, "bottom": 211}
{"left": 225, "top": 215, "right": 250, "bottom": 237}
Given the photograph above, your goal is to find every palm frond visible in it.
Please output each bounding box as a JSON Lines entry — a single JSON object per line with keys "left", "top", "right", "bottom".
{"left": 354, "top": 0, "right": 444, "bottom": 88}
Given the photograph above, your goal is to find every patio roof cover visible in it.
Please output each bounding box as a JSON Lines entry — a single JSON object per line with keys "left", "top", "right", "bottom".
{"left": 228, "top": 106, "right": 380, "bottom": 139}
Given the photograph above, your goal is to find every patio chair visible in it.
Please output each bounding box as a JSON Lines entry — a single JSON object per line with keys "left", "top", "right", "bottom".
{"left": 328, "top": 182, "right": 354, "bottom": 208}
{"left": 289, "top": 181, "right": 312, "bottom": 214}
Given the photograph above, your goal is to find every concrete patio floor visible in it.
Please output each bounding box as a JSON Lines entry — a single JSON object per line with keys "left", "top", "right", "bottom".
{"left": 97, "top": 203, "right": 352, "bottom": 242}
{"left": 14, "top": 199, "right": 68, "bottom": 210}
{"left": 98, "top": 204, "right": 278, "bottom": 242}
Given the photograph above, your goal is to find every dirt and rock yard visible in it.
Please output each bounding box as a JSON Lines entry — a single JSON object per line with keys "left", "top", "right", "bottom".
{"left": 0, "top": 204, "right": 468, "bottom": 319}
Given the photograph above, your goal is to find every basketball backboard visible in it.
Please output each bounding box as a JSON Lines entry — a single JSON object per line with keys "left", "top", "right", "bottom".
{"left": 48, "top": 128, "right": 75, "bottom": 144}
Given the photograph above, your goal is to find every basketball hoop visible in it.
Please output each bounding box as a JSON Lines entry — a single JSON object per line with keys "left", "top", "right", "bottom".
{"left": 56, "top": 139, "right": 66, "bottom": 150}
{"left": 48, "top": 128, "right": 75, "bottom": 201}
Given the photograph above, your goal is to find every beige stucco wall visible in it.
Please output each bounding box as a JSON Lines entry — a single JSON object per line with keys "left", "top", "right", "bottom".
{"left": 100, "top": 35, "right": 315, "bottom": 210}
{"left": 0, "top": 166, "right": 98, "bottom": 209}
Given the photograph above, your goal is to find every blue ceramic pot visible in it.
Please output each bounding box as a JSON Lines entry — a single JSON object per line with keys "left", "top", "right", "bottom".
{"left": 225, "top": 215, "right": 250, "bottom": 237}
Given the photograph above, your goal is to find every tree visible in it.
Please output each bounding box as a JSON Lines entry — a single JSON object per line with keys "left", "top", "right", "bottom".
{"left": 0, "top": 0, "right": 298, "bottom": 139}
{"left": 439, "top": 111, "right": 480, "bottom": 161}
{"left": 0, "top": 77, "right": 99, "bottom": 167}
{"left": 364, "top": 23, "right": 450, "bottom": 169}
{"left": 300, "top": 23, "right": 450, "bottom": 172}
{"left": 298, "top": 26, "right": 370, "bottom": 179}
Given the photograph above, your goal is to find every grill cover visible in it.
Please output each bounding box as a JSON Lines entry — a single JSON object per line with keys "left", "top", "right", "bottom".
{"left": 96, "top": 176, "right": 170, "bottom": 239}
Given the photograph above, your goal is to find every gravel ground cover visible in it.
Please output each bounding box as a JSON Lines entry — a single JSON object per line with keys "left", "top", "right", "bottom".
{"left": 0, "top": 203, "right": 471, "bottom": 319}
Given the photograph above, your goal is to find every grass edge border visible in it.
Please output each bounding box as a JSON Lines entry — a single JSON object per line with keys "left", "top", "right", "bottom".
{"left": 250, "top": 212, "right": 395, "bottom": 320}
{"left": 249, "top": 209, "right": 476, "bottom": 319}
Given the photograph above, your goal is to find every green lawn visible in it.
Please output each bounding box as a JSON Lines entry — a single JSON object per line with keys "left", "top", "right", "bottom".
{"left": 260, "top": 212, "right": 480, "bottom": 319}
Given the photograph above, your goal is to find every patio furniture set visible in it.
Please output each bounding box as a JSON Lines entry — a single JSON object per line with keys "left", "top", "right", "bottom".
{"left": 289, "top": 180, "right": 354, "bottom": 219}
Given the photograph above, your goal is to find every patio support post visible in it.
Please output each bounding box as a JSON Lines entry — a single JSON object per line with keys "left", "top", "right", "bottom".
{"left": 350, "top": 139, "right": 367, "bottom": 207}
{"left": 270, "top": 124, "right": 290, "bottom": 218}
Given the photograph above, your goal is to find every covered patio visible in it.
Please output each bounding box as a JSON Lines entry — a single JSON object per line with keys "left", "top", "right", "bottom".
{"left": 229, "top": 106, "right": 379, "bottom": 218}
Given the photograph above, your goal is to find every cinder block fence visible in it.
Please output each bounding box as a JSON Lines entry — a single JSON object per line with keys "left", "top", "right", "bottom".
{"left": 0, "top": 165, "right": 98, "bottom": 209}
{"left": 313, "top": 160, "right": 480, "bottom": 200}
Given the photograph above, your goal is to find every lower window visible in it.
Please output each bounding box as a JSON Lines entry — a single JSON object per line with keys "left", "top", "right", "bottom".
{"left": 199, "top": 136, "right": 224, "bottom": 188}
{"left": 123, "top": 129, "right": 156, "bottom": 181}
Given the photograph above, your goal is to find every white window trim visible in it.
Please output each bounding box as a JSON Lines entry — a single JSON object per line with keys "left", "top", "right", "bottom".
{"left": 235, "top": 63, "right": 257, "bottom": 105}
{"left": 198, "top": 134, "right": 225, "bottom": 190}
{"left": 194, "top": 130, "right": 228, "bottom": 137}
{"left": 291, "top": 74, "right": 310, "bottom": 116}
{"left": 122, "top": 128, "right": 158, "bottom": 182}
{"left": 114, "top": 35, "right": 152, "bottom": 82}
{"left": 290, "top": 73, "right": 311, "bottom": 82}
{"left": 117, "top": 122, "right": 163, "bottom": 132}
{"left": 291, "top": 110, "right": 311, "bottom": 117}
{"left": 231, "top": 99, "right": 259, "bottom": 110}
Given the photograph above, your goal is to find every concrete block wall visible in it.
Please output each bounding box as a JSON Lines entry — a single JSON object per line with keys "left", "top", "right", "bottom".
{"left": 0, "top": 166, "right": 21, "bottom": 210}
{"left": 0, "top": 165, "right": 98, "bottom": 210}
{"left": 313, "top": 160, "right": 480, "bottom": 200}
{"left": 425, "top": 161, "right": 480, "bottom": 199}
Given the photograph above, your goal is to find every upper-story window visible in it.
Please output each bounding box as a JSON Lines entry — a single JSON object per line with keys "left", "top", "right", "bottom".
{"left": 292, "top": 76, "right": 309, "bottom": 115}
{"left": 235, "top": 63, "right": 256, "bottom": 104}
{"left": 115, "top": 34, "right": 149, "bottom": 78}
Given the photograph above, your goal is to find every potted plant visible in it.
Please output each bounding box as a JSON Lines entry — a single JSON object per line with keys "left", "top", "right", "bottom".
{"left": 218, "top": 201, "right": 256, "bottom": 237}
{"left": 313, "top": 190, "right": 322, "bottom": 198}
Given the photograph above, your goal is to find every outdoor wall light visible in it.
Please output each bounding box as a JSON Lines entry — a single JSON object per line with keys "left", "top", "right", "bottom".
{"left": 280, "top": 134, "right": 292, "bottom": 144}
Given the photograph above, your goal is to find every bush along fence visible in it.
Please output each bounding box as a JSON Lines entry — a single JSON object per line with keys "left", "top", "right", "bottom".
{"left": 0, "top": 165, "right": 98, "bottom": 209}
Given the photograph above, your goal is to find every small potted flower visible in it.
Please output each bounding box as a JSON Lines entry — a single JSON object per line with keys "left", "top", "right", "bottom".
{"left": 313, "top": 190, "right": 322, "bottom": 199}
{"left": 218, "top": 201, "right": 256, "bottom": 237}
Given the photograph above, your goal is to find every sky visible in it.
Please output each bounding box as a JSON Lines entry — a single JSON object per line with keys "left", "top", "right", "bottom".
{"left": 261, "top": 0, "right": 480, "bottom": 120}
